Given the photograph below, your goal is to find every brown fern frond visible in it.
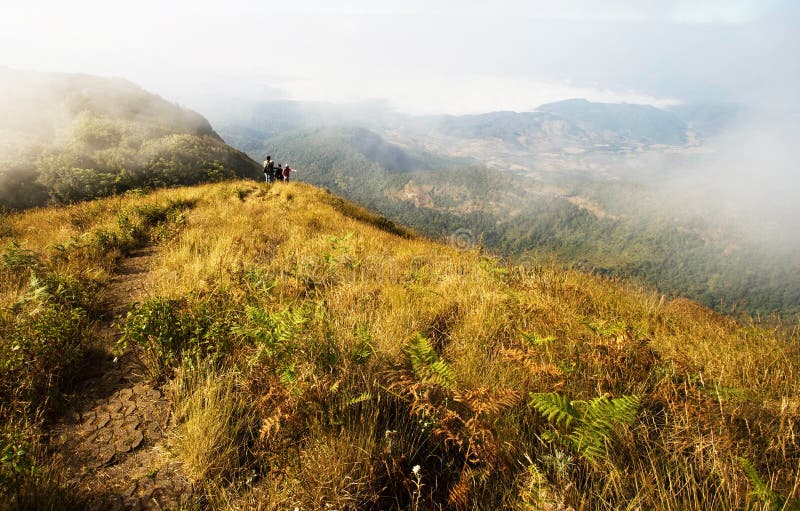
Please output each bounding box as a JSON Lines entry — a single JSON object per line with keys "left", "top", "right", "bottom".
{"left": 453, "top": 387, "right": 522, "bottom": 415}
{"left": 447, "top": 469, "right": 472, "bottom": 510}
{"left": 433, "top": 409, "right": 466, "bottom": 450}
{"left": 259, "top": 409, "right": 284, "bottom": 442}
{"left": 498, "top": 347, "right": 564, "bottom": 378}
{"left": 498, "top": 347, "right": 529, "bottom": 363}
{"left": 463, "top": 417, "right": 499, "bottom": 464}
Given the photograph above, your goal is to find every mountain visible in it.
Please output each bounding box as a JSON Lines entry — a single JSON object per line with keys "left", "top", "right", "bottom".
{"left": 2, "top": 180, "right": 797, "bottom": 509}
{"left": 0, "top": 68, "right": 260, "bottom": 209}
{"left": 423, "top": 98, "right": 688, "bottom": 148}
{"left": 537, "top": 98, "right": 688, "bottom": 145}
{"left": 202, "top": 96, "right": 799, "bottom": 317}
{"left": 199, "top": 98, "right": 397, "bottom": 155}
{"left": 210, "top": 97, "right": 693, "bottom": 156}
{"left": 256, "top": 127, "right": 800, "bottom": 317}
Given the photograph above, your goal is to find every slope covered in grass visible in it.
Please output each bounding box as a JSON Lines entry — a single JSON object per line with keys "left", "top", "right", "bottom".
{"left": 1, "top": 180, "right": 798, "bottom": 509}
{"left": 261, "top": 127, "right": 800, "bottom": 318}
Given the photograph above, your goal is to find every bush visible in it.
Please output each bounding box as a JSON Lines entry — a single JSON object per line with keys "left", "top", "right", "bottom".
{"left": 0, "top": 420, "right": 85, "bottom": 511}
{"left": 0, "top": 285, "right": 92, "bottom": 413}
{"left": 117, "top": 297, "right": 235, "bottom": 380}
{"left": 0, "top": 424, "right": 34, "bottom": 490}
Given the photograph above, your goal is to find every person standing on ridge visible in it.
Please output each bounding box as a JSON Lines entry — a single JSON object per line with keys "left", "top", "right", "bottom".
{"left": 264, "top": 156, "right": 274, "bottom": 183}
{"left": 283, "top": 164, "right": 293, "bottom": 182}
{"left": 275, "top": 163, "right": 283, "bottom": 183}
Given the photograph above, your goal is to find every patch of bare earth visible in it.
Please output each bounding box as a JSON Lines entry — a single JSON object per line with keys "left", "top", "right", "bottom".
{"left": 49, "top": 247, "right": 193, "bottom": 510}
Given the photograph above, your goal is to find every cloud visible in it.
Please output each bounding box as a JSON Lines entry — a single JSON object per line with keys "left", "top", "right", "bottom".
{"left": 0, "top": 0, "right": 797, "bottom": 114}
{"left": 279, "top": 73, "right": 679, "bottom": 115}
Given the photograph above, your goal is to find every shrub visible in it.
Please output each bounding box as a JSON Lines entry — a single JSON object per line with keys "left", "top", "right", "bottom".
{"left": 117, "top": 297, "right": 235, "bottom": 380}
{"left": 0, "top": 268, "right": 94, "bottom": 415}
{"left": 0, "top": 420, "right": 85, "bottom": 511}
{"left": 0, "top": 423, "right": 34, "bottom": 490}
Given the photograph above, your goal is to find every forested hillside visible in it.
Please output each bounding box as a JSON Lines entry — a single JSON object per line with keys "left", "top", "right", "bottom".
{"left": 261, "top": 127, "right": 800, "bottom": 317}
{"left": 0, "top": 68, "right": 260, "bottom": 209}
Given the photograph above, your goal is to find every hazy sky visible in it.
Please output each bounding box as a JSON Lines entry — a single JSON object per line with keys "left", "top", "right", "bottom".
{"left": 1, "top": 0, "right": 798, "bottom": 114}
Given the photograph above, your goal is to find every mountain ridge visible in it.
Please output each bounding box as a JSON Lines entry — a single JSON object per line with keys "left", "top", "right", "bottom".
{"left": 0, "top": 68, "right": 260, "bottom": 209}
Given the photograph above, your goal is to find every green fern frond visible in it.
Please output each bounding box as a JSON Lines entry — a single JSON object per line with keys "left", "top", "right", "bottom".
{"left": 235, "top": 306, "right": 308, "bottom": 368}
{"left": 584, "top": 395, "right": 641, "bottom": 427}
{"left": 529, "top": 392, "right": 580, "bottom": 427}
{"left": 521, "top": 332, "right": 556, "bottom": 347}
{"left": 531, "top": 392, "right": 640, "bottom": 463}
{"left": 581, "top": 318, "right": 627, "bottom": 337}
{"left": 738, "top": 457, "right": 793, "bottom": 509}
{"left": 406, "top": 333, "right": 455, "bottom": 388}
{"left": 279, "top": 363, "right": 297, "bottom": 387}
{"left": 427, "top": 359, "right": 456, "bottom": 387}
{"left": 347, "top": 392, "right": 373, "bottom": 405}
{"left": 408, "top": 333, "right": 438, "bottom": 370}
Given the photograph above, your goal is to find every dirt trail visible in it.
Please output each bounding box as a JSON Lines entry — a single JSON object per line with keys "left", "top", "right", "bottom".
{"left": 50, "top": 247, "right": 193, "bottom": 510}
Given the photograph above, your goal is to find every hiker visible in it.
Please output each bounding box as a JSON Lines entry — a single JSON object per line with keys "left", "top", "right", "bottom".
{"left": 274, "top": 163, "right": 283, "bottom": 182}
{"left": 263, "top": 156, "right": 274, "bottom": 183}
{"left": 283, "top": 164, "right": 293, "bottom": 182}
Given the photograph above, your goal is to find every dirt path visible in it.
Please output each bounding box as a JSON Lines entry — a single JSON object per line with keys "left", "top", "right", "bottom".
{"left": 49, "top": 247, "right": 193, "bottom": 510}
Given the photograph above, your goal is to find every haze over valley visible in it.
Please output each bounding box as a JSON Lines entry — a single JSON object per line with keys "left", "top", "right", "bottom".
{"left": 2, "top": 2, "right": 800, "bottom": 509}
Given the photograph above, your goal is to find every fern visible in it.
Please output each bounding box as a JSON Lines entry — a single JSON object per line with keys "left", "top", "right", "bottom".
{"left": 1, "top": 242, "right": 40, "bottom": 271}
{"left": 738, "top": 457, "right": 797, "bottom": 510}
{"left": 407, "top": 333, "right": 455, "bottom": 388}
{"left": 279, "top": 363, "right": 297, "bottom": 387}
{"left": 528, "top": 392, "right": 579, "bottom": 427}
{"left": 350, "top": 324, "right": 373, "bottom": 363}
{"left": 235, "top": 306, "right": 307, "bottom": 358}
{"left": 581, "top": 318, "right": 627, "bottom": 337}
{"left": 530, "top": 392, "right": 640, "bottom": 463}
{"left": 347, "top": 392, "right": 373, "bottom": 406}
{"left": 521, "top": 332, "right": 556, "bottom": 347}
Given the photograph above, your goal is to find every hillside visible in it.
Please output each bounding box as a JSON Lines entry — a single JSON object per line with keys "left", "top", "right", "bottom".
{"left": 419, "top": 98, "right": 688, "bottom": 150}
{"left": 258, "top": 127, "right": 800, "bottom": 318}
{"left": 1, "top": 180, "right": 798, "bottom": 510}
{"left": 0, "top": 68, "right": 260, "bottom": 209}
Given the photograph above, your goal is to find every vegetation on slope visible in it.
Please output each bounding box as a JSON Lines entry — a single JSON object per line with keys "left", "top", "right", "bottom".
{"left": 0, "top": 190, "right": 195, "bottom": 508}
{"left": 1, "top": 180, "right": 798, "bottom": 509}
{"left": 0, "top": 69, "right": 260, "bottom": 209}
{"left": 259, "top": 128, "right": 800, "bottom": 318}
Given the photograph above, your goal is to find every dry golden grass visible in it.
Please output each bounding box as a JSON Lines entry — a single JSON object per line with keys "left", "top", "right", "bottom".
{"left": 3, "top": 179, "right": 799, "bottom": 509}
{"left": 168, "top": 360, "right": 254, "bottom": 483}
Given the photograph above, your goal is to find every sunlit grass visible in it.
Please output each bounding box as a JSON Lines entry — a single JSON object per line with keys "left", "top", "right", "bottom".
{"left": 2, "top": 179, "right": 799, "bottom": 509}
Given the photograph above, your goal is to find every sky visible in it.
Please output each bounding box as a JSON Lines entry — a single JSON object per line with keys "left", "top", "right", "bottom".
{"left": 1, "top": 0, "right": 798, "bottom": 114}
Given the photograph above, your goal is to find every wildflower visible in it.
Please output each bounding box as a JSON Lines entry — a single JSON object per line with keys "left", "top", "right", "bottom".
{"left": 412, "top": 464, "right": 421, "bottom": 475}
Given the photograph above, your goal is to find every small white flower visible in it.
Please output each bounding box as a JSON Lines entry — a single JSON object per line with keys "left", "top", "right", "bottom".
{"left": 412, "top": 464, "right": 421, "bottom": 475}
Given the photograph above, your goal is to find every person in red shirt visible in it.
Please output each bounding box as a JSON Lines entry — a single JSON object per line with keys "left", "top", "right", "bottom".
{"left": 283, "top": 164, "right": 293, "bottom": 182}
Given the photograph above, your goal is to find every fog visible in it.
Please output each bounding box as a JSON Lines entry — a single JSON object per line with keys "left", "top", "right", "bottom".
{"left": 659, "top": 112, "right": 800, "bottom": 248}
{"left": 2, "top": 1, "right": 798, "bottom": 114}
{"left": 1, "top": 1, "right": 798, "bottom": 246}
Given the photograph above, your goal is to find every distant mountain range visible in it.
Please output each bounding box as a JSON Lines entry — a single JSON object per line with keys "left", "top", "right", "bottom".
{"left": 207, "top": 97, "right": 743, "bottom": 160}
{"left": 210, "top": 99, "right": 797, "bottom": 318}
